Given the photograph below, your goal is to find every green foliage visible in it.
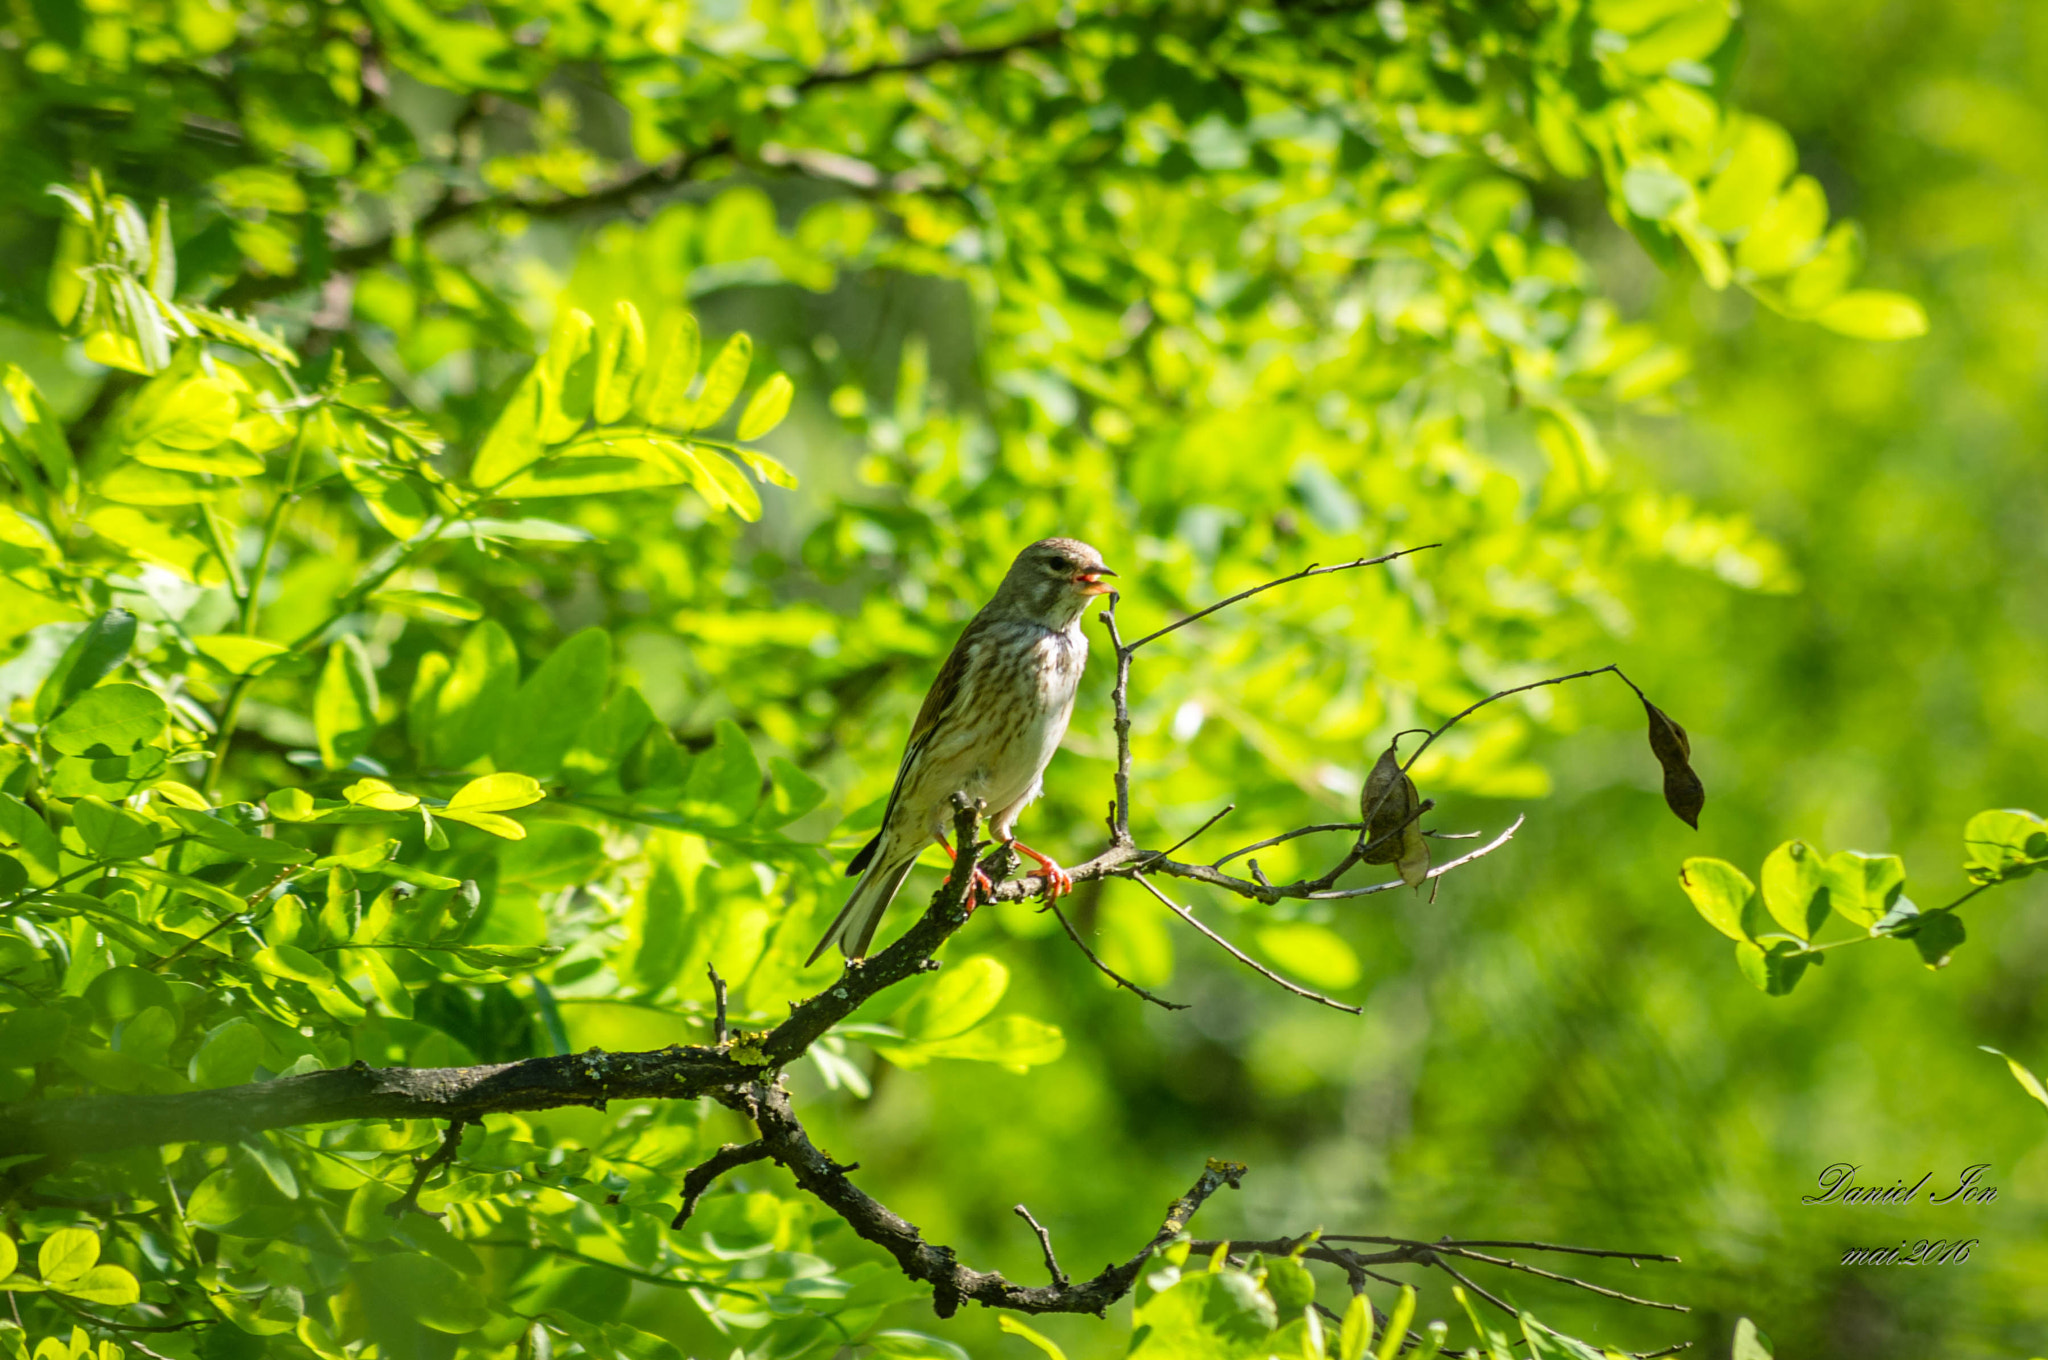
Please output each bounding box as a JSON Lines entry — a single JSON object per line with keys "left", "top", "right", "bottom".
{"left": 0, "top": 0, "right": 2008, "bottom": 1355}
{"left": 1678, "top": 807, "right": 2044, "bottom": 994}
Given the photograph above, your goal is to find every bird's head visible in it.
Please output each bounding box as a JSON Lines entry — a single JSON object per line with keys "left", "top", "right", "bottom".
{"left": 992, "top": 537, "right": 1117, "bottom": 626}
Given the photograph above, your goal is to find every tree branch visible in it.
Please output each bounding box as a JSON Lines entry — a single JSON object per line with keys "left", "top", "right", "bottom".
{"left": 670, "top": 1140, "right": 770, "bottom": 1229}
{"left": 732, "top": 1076, "right": 1243, "bottom": 1318}
{"left": 213, "top": 26, "right": 1072, "bottom": 309}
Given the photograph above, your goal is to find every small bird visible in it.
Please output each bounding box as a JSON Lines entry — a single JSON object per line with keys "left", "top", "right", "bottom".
{"left": 807, "top": 537, "right": 1116, "bottom": 964}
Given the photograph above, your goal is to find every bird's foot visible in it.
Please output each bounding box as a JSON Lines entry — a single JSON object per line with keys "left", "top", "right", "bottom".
{"left": 938, "top": 838, "right": 999, "bottom": 911}
{"left": 1007, "top": 840, "right": 1074, "bottom": 900}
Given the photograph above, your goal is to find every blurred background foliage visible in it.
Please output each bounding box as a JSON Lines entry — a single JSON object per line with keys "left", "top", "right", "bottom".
{"left": 0, "top": 0, "right": 2042, "bottom": 1357}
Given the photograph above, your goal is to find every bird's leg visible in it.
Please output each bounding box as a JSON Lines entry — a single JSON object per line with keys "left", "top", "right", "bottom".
{"left": 936, "top": 837, "right": 995, "bottom": 909}
{"left": 1005, "top": 840, "right": 1074, "bottom": 900}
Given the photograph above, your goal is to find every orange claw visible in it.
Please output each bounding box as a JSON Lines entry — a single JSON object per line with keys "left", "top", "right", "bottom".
{"left": 1008, "top": 840, "right": 1073, "bottom": 900}
{"left": 937, "top": 838, "right": 997, "bottom": 910}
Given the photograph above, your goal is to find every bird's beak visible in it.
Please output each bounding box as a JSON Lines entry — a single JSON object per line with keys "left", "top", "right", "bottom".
{"left": 1075, "top": 566, "right": 1117, "bottom": 596}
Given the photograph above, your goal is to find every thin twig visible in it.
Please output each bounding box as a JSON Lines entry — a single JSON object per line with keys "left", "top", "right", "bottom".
{"left": 1129, "top": 872, "right": 1362, "bottom": 1015}
{"left": 46, "top": 1296, "right": 213, "bottom": 1333}
{"left": 707, "top": 964, "right": 729, "bottom": 1046}
{"left": 386, "top": 1118, "right": 470, "bottom": 1219}
{"left": 1400, "top": 665, "right": 1636, "bottom": 775}
{"left": 1013, "top": 1204, "right": 1070, "bottom": 1288}
{"left": 671, "top": 1140, "right": 770, "bottom": 1229}
{"left": 1306, "top": 817, "right": 1523, "bottom": 899}
{"left": 1434, "top": 1256, "right": 1518, "bottom": 1318}
{"left": 1124, "top": 546, "right": 1440, "bottom": 652}
{"left": 1432, "top": 1244, "right": 1688, "bottom": 1311}
{"left": 1327, "top": 1234, "right": 1679, "bottom": 1262}
{"left": 1213, "top": 821, "right": 1363, "bottom": 868}
{"left": 1047, "top": 900, "right": 1188, "bottom": 1011}
{"left": 1136, "top": 803, "right": 1237, "bottom": 868}
{"left": 1099, "top": 598, "right": 1135, "bottom": 844}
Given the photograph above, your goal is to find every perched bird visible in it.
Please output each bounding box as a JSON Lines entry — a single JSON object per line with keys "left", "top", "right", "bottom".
{"left": 807, "top": 537, "right": 1116, "bottom": 964}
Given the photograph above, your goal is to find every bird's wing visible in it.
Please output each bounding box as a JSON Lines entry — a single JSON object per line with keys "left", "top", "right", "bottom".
{"left": 858, "top": 612, "right": 988, "bottom": 862}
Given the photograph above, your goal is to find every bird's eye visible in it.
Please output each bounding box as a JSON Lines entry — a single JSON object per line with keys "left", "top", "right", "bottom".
{"left": 1048, "top": 555, "right": 1072, "bottom": 572}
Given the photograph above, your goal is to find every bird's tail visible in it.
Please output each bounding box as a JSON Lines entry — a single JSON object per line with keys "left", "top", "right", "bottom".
{"left": 806, "top": 849, "right": 919, "bottom": 966}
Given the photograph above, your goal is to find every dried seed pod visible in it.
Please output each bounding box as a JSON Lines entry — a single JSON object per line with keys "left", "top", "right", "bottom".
{"left": 1360, "top": 741, "right": 1431, "bottom": 887}
{"left": 1644, "top": 699, "right": 1705, "bottom": 829}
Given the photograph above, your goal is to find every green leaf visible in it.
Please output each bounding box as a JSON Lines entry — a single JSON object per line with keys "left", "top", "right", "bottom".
{"left": 1758, "top": 840, "right": 1827, "bottom": 939}
{"left": 539, "top": 309, "right": 597, "bottom": 443}
{"left": 1814, "top": 290, "right": 1929, "bottom": 340}
{"left": 735, "top": 372, "right": 794, "bottom": 440}
{"left": 1262, "top": 1255, "right": 1315, "bottom": 1317}
{"left": 1678, "top": 858, "right": 1756, "bottom": 940}
{"left": 43, "top": 682, "right": 168, "bottom": 756}
{"left": 895, "top": 954, "right": 1010, "bottom": 1041}
{"left": 865, "top": 1333, "right": 969, "bottom": 1360}
{"left": 1734, "top": 939, "right": 1810, "bottom": 996}
{"left": 1962, "top": 807, "right": 2047, "bottom": 882}
{"left": 0, "top": 1233, "right": 14, "bottom": 1280}
{"left": 1899, "top": 910, "right": 1964, "bottom": 969}
{"left": 1820, "top": 850, "right": 1905, "bottom": 929}
{"left": 127, "top": 864, "right": 250, "bottom": 913}
{"left": 470, "top": 366, "right": 547, "bottom": 488}
{"left": 37, "top": 1228, "right": 98, "bottom": 1286}
{"left": 681, "top": 718, "right": 760, "bottom": 824}
{"left": 1339, "top": 1294, "right": 1372, "bottom": 1360}
{"left": 160, "top": 806, "right": 311, "bottom": 863}
{"left": 446, "top": 772, "right": 546, "bottom": 814}
{"left": 1735, "top": 175, "right": 1827, "bottom": 277}
{"left": 996, "top": 1317, "right": 1068, "bottom": 1360}
{"left": 430, "top": 620, "right": 520, "bottom": 769}
{"left": 1731, "top": 1319, "right": 1773, "bottom": 1360}
{"left": 757, "top": 756, "right": 827, "bottom": 827}
{"left": 638, "top": 309, "right": 701, "bottom": 425}
{"left": 625, "top": 831, "right": 706, "bottom": 991}
{"left": 493, "top": 437, "right": 699, "bottom": 498}
{"left": 314, "top": 635, "right": 380, "bottom": 770}
{"left": 58, "top": 1264, "right": 139, "bottom": 1306}
{"left": 214, "top": 1284, "right": 305, "bottom": 1335}
{"left": 32, "top": 609, "right": 136, "bottom": 721}
{"left": 124, "top": 374, "right": 240, "bottom": 454}
{"left": 1376, "top": 1284, "right": 1416, "bottom": 1360}
{"left": 1783, "top": 221, "right": 1864, "bottom": 314}
{"left": 2, "top": 366, "right": 72, "bottom": 492}
{"left": 0, "top": 1008, "right": 69, "bottom": 1064}
{"left": 368, "top": 589, "right": 484, "bottom": 620}
{"left": 350, "top": 1252, "right": 489, "bottom": 1334}
{"left": 905, "top": 1015, "right": 1065, "bottom": 1072}
{"left": 1130, "top": 1270, "right": 1276, "bottom": 1358}
{"left": 186, "top": 1164, "right": 257, "bottom": 1231}
{"left": 191, "top": 1017, "right": 266, "bottom": 1088}
{"left": 492, "top": 628, "right": 610, "bottom": 780}
{"left": 67, "top": 796, "right": 161, "bottom": 859}
{"left": 192, "top": 634, "right": 291, "bottom": 676}
{"left": 1620, "top": 163, "right": 1693, "bottom": 222}
{"left": 685, "top": 333, "right": 752, "bottom": 430}
{"left": 1980, "top": 1047, "right": 2048, "bottom": 1115}
{"left": 0, "top": 794, "right": 62, "bottom": 884}
{"left": 593, "top": 300, "right": 646, "bottom": 425}
{"left": 251, "top": 944, "right": 336, "bottom": 987}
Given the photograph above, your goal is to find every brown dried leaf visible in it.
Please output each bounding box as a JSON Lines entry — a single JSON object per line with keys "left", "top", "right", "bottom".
{"left": 1360, "top": 742, "right": 1430, "bottom": 886}
{"left": 1644, "top": 699, "right": 1705, "bottom": 829}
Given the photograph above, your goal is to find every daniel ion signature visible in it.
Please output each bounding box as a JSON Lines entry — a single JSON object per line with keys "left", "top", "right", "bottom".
{"left": 1802, "top": 1162, "right": 1997, "bottom": 1206}
{"left": 1802, "top": 1164, "right": 1997, "bottom": 1266}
